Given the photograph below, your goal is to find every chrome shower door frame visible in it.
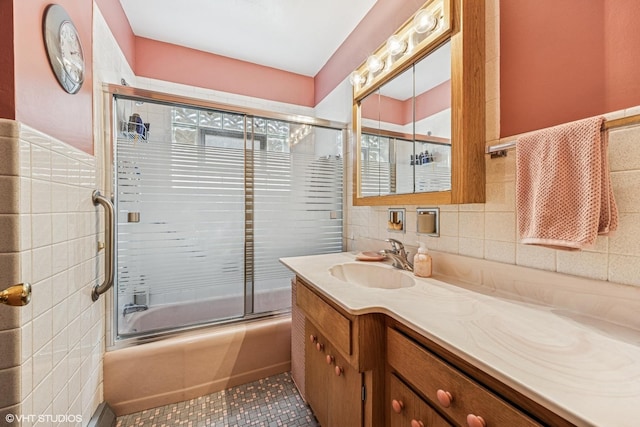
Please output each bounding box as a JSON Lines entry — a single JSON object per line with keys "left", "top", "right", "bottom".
{"left": 102, "top": 84, "right": 347, "bottom": 349}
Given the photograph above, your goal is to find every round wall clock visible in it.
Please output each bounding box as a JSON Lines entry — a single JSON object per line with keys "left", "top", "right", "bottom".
{"left": 42, "top": 4, "right": 85, "bottom": 94}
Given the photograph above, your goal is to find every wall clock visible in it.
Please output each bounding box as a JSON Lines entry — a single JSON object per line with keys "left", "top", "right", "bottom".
{"left": 43, "top": 4, "right": 85, "bottom": 94}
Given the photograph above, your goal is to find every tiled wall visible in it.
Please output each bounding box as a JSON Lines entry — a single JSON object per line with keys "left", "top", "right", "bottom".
{"left": 0, "top": 119, "right": 103, "bottom": 425}
{"left": 345, "top": 0, "right": 640, "bottom": 288}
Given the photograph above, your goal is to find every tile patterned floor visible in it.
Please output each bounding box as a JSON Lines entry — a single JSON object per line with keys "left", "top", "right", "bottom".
{"left": 116, "top": 372, "right": 320, "bottom": 427}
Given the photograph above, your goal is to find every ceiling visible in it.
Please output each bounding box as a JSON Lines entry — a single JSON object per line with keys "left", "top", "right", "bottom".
{"left": 119, "top": 0, "right": 378, "bottom": 77}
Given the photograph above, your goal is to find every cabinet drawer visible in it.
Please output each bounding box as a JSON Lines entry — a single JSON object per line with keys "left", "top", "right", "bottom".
{"left": 389, "top": 374, "right": 452, "bottom": 427}
{"left": 387, "top": 328, "right": 541, "bottom": 427}
{"left": 296, "top": 279, "right": 352, "bottom": 355}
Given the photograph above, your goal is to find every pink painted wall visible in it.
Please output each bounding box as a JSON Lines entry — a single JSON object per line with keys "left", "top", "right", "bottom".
{"left": 11, "top": 0, "right": 94, "bottom": 154}
{"left": 500, "top": 0, "right": 605, "bottom": 137}
{"left": 0, "top": 1, "right": 15, "bottom": 120}
{"left": 314, "top": 0, "right": 423, "bottom": 105}
{"left": 135, "top": 37, "right": 315, "bottom": 108}
{"left": 603, "top": 0, "right": 640, "bottom": 112}
{"left": 4, "top": 0, "right": 639, "bottom": 155}
{"left": 95, "top": 0, "right": 136, "bottom": 68}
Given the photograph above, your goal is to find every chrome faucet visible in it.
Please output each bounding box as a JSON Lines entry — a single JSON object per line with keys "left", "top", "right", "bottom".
{"left": 123, "top": 302, "right": 148, "bottom": 316}
{"left": 380, "top": 238, "right": 413, "bottom": 272}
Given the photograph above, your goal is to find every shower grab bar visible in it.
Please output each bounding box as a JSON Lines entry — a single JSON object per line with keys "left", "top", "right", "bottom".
{"left": 92, "top": 190, "right": 115, "bottom": 302}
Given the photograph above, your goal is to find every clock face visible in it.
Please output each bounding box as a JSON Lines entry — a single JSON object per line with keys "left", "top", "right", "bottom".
{"left": 59, "top": 21, "right": 84, "bottom": 86}
{"left": 43, "top": 4, "right": 85, "bottom": 94}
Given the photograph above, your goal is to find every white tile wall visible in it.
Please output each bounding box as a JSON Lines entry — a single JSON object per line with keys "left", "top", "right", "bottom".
{"left": 0, "top": 121, "right": 104, "bottom": 426}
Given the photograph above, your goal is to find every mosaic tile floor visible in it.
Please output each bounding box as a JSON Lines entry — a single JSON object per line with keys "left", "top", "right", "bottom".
{"left": 115, "top": 372, "right": 320, "bottom": 427}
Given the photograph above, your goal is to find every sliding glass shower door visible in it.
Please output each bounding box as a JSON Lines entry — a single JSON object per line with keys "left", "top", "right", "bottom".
{"left": 112, "top": 94, "right": 343, "bottom": 339}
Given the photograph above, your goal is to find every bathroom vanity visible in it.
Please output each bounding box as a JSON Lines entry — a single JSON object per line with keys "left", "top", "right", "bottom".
{"left": 282, "top": 251, "right": 640, "bottom": 427}
{"left": 299, "top": 281, "right": 385, "bottom": 427}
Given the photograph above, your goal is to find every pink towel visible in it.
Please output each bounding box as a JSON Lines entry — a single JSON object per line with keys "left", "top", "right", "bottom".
{"left": 516, "top": 116, "right": 618, "bottom": 250}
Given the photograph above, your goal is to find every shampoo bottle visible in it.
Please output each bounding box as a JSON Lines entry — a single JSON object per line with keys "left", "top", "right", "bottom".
{"left": 413, "top": 242, "right": 432, "bottom": 278}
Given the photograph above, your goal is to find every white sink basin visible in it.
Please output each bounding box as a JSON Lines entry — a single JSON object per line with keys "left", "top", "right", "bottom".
{"left": 329, "top": 262, "right": 416, "bottom": 289}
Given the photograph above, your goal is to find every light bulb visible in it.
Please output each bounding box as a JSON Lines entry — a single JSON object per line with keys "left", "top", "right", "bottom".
{"left": 387, "top": 35, "right": 407, "bottom": 56}
{"left": 366, "top": 55, "right": 383, "bottom": 73}
{"left": 349, "top": 71, "right": 365, "bottom": 86}
{"left": 414, "top": 10, "right": 437, "bottom": 34}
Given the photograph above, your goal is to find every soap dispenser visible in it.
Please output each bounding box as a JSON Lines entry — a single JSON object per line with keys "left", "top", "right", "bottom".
{"left": 413, "top": 242, "right": 432, "bottom": 278}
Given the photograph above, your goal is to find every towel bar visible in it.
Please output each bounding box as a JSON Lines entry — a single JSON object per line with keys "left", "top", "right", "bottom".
{"left": 486, "top": 113, "right": 640, "bottom": 158}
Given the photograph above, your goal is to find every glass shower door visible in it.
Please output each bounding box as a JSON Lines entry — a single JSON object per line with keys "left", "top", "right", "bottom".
{"left": 110, "top": 93, "right": 344, "bottom": 340}
{"left": 115, "top": 98, "right": 246, "bottom": 336}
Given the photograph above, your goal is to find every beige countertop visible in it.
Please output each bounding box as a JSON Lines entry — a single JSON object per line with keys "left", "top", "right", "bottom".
{"left": 281, "top": 251, "right": 640, "bottom": 427}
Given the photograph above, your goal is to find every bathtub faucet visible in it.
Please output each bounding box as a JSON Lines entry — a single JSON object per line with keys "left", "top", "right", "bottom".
{"left": 123, "top": 302, "right": 148, "bottom": 316}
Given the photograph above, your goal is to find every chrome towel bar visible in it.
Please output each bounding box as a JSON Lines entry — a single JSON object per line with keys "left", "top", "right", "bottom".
{"left": 486, "top": 113, "right": 640, "bottom": 158}
{"left": 92, "top": 190, "right": 115, "bottom": 302}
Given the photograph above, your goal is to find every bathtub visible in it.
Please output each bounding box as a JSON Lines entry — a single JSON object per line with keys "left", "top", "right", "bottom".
{"left": 104, "top": 314, "right": 292, "bottom": 416}
{"left": 118, "top": 286, "right": 292, "bottom": 335}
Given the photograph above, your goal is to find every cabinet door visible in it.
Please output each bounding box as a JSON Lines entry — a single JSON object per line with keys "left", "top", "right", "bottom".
{"left": 328, "top": 347, "right": 363, "bottom": 427}
{"left": 389, "top": 374, "right": 452, "bottom": 427}
{"left": 306, "top": 319, "right": 364, "bottom": 427}
{"left": 306, "top": 321, "right": 328, "bottom": 426}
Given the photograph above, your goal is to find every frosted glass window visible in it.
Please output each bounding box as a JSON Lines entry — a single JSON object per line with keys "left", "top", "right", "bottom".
{"left": 199, "top": 110, "right": 223, "bottom": 129}
{"left": 172, "top": 126, "right": 197, "bottom": 145}
{"left": 253, "top": 117, "right": 267, "bottom": 134}
{"left": 172, "top": 107, "right": 198, "bottom": 125}
{"left": 267, "top": 119, "right": 289, "bottom": 135}
{"left": 223, "top": 114, "right": 245, "bottom": 131}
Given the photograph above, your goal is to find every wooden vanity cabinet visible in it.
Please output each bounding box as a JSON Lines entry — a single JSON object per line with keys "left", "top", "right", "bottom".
{"left": 387, "top": 326, "right": 543, "bottom": 427}
{"left": 389, "top": 373, "right": 452, "bottom": 427}
{"left": 296, "top": 276, "right": 573, "bottom": 427}
{"left": 296, "top": 278, "right": 385, "bottom": 427}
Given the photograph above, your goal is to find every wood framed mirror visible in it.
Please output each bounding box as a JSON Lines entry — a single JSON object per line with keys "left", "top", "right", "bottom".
{"left": 353, "top": 0, "right": 485, "bottom": 206}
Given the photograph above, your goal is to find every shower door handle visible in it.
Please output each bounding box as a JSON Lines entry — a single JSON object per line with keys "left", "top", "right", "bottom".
{"left": 92, "top": 190, "right": 115, "bottom": 302}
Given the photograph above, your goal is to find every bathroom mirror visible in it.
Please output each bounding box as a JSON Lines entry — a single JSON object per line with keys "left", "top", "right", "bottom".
{"left": 353, "top": 0, "right": 485, "bottom": 206}
{"left": 359, "top": 41, "right": 452, "bottom": 197}
{"left": 359, "top": 63, "right": 415, "bottom": 197}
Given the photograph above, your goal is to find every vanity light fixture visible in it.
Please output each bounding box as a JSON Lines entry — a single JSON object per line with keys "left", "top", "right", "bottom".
{"left": 349, "top": 71, "right": 366, "bottom": 87}
{"left": 414, "top": 9, "right": 438, "bottom": 34}
{"left": 348, "top": 0, "right": 451, "bottom": 98}
{"left": 387, "top": 35, "right": 407, "bottom": 56}
{"left": 366, "top": 55, "right": 383, "bottom": 74}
